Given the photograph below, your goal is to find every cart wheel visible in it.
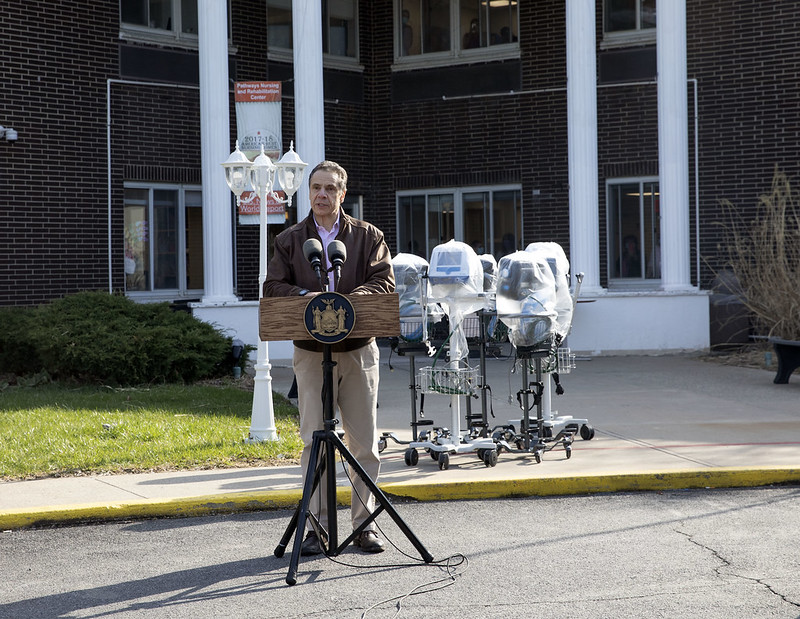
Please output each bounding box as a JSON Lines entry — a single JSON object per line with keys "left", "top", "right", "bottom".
{"left": 483, "top": 449, "right": 498, "bottom": 467}
{"left": 565, "top": 445, "right": 572, "bottom": 459}
{"left": 533, "top": 451, "right": 542, "bottom": 464}
{"left": 438, "top": 452, "right": 450, "bottom": 470}
{"left": 430, "top": 449, "right": 440, "bottom": 461}
{"left": 404, "top": 448, "right": 418, "bottom": 466}
{"left": 476, "top": 448, "right": 486, "bottom": 461}
{"left": 378, "top": 437, "right": 387, "bottom": 453}
{"left": 580, "top": 424, "right": 595, "bottom": 440}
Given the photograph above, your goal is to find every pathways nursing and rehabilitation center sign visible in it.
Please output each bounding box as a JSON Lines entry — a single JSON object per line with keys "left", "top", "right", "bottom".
{"left": 234, "top": 81, "right": 286, "bottom": 225}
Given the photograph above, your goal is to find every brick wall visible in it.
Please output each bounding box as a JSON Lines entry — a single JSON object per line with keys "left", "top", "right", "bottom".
{"left": 368, "top": 1, "right": 573, "bottom": 255}
{"left": 688, "top": 0, "right": 800, "bottom": 282}
{"left": 0, "top": 1, "right": 118, "bottom": 306}
{"left": 4, "top": 0, "right": 800, "bottom": 307}
{"left": 0, "top": 0, "right": 275, "bottom": 305}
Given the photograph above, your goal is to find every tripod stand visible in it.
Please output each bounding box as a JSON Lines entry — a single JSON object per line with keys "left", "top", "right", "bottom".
{"left": 263, "top": 292, "right": 434, "bottom": 585}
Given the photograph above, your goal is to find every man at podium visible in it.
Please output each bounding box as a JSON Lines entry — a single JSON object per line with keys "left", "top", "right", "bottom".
{"left": 264, "top": 161, "right": 395, "bottom": 555}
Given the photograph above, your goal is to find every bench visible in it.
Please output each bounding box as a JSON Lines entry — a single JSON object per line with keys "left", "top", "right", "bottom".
{"left": 771, "top": 338, "right": 800, "bottom": 384}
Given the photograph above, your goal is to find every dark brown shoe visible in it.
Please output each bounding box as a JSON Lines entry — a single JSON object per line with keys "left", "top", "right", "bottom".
{"left": 300, "top": 530, "right": 324, "bottom": 556}
{"left": 353, "top": 530, "right": 385, "bottom": 553}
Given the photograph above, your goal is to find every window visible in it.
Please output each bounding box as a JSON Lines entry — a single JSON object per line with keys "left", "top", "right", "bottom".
{"left": 267, "top": 0, "right": 293, "bottom": 49}
{"left": 397, "top": 186, "right": 521, "bottom": 260}
{"left": 267, "top": 0, "right": 358, "bottom": 61}
{"left": 120, "top": 0, "right": 229, "bottom": 45}
{"left": 341, "top": 194, "right": 362, "bottom": 219}
{"left": 124, "top": 184, "right": 204, "bottom": 298}
{"left": 607, "top": 179, "right": 660, "bottom": 285}
{"left": 121, "top": 0, "right": 197, "bottom": 34}
{"left": 603, "top": 0, "right": 656, "bottom": 47}
{"left": 396, "top": 0, "right": 519, "bottom": 66}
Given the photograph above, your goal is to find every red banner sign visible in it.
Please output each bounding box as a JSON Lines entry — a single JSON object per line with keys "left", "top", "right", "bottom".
{"left": 235, "top": 81, "right": 282, "bottom": 103}
{"left": 237, "top": 190, "right": 287, "bottom": 216}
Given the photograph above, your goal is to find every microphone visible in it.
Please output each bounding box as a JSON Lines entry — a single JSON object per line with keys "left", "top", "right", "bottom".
{"left": 328, "top": 240, "right": 347, "bottom": 290}
{"left": 302, "top": 238, "right": 326, "bottom": 291}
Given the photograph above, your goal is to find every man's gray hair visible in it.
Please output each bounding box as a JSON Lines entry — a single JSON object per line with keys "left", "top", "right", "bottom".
{"left": 308, "top": 160, "right": 348, "bottom": 191}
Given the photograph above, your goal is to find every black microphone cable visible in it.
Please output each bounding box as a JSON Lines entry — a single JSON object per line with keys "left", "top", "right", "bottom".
{"left": 322, "top": 450, "right": 470, "bottom": 618}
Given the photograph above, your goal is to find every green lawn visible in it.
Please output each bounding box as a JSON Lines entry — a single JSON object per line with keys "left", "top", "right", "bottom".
{"left": 0, "top": 381, "right": 302, "bottom": 480}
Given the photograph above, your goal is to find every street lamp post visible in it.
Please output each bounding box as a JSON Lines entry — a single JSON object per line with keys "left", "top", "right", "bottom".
{"left": 222, "top": 141, "right": 307, "bottom": 441}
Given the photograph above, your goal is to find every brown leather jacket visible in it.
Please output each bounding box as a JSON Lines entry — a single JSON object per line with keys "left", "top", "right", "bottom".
{"left": 264, "top": 212, "right": 395, "bottom": 352}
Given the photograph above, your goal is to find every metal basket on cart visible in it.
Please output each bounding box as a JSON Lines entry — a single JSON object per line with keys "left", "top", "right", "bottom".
{"left": 417, "top": 365, "right": 480, "bottom": 395}
{"left": 557, "top": 347, "right": 576, "bottom": 374}
{"left": 521, "top": 338, "right": 567, "bottom": 374}
{"left": 399, "top": 318, "right": 425, "bottom": 343}
{"left": 459, "top": 312, "right": 508, "bottom": 356}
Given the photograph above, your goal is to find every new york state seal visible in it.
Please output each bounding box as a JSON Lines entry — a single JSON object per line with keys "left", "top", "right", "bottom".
{"left": 303, "top": 292, "right": 355, "bottom": 344}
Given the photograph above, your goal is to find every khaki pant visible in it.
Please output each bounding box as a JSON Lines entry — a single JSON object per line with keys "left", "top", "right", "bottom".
{"left": 293, "top": 341, "right": 381, "bottom": 533}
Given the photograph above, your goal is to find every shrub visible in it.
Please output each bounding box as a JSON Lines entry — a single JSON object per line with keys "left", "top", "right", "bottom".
{"left": 0, "top": 306, "right": 43, "bottom": 375}
{"left": 717, "top": 169, "right": 800, "bottom": 341}
{"left": 2, "top": 291, "right": 240, "bottom": 385}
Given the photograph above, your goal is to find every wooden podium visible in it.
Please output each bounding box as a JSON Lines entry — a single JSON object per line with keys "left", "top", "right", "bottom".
{"left": 262, "top": 292, "right": 432, "bottom": 585}
{"left": 259, "top": 293, "right": 401, "bottom": 342}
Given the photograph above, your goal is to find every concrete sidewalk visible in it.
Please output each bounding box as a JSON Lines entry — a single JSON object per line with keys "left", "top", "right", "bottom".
{"left": 2, "top": 347, "right": 799, "bottom": 530}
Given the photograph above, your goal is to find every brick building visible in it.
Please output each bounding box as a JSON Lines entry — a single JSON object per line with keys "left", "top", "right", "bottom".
{"left": 2, "top": 1, "right": 797, "bottom": 355}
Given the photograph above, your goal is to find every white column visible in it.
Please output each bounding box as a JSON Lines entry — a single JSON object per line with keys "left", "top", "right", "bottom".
{"left": 198, "top": 0, "right": 238, "bottom": 304}
{"left": 566, "top": 0, "right": 602, "bottom": 294}
{"left": 292, "top": 0, "right": 326, "bottom": 220}
{"left": 657, "top": 2, "right": 692, "bottom": 291}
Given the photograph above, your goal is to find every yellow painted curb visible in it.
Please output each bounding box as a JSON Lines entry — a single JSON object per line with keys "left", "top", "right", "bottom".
{"left": 380, "top": 467, "right": 800, "bottom": 502}
{"left": 0, "top": 487, "right": 349, "bottom": 531}
{"left": 1, "top": 468, "right": 798, "bottom": 531}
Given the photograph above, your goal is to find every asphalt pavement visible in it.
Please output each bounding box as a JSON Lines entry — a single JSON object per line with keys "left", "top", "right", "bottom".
{"left": 3, "top": 488, "right": 800, "bottom": 618}
{"left": 1, "top": 344, "right": 799, "bottom": 531}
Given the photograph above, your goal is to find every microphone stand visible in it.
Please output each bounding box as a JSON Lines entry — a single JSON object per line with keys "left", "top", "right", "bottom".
{"left": 313, "top": 260, "right": 327, "bottom": 293}
{"left": 329, "top": 240, "right": 346, "bottom": 293}
{"left": 274, "top": 291, "right": 434, "bottom": 585}
{"left": 303, "top": 239, "right": 328, "bottom": 293}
